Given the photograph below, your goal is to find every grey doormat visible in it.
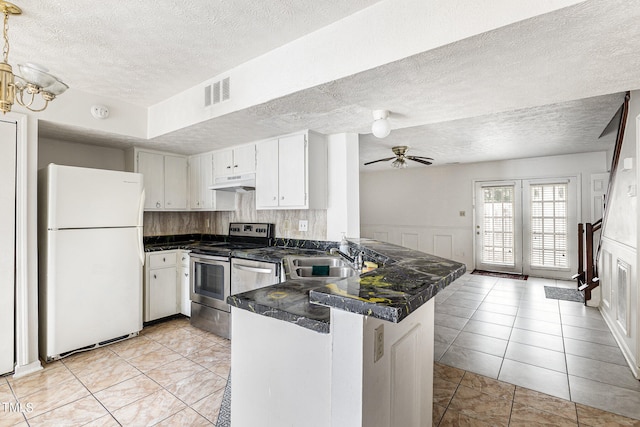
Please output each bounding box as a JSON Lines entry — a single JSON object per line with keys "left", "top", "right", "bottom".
{"left": 544, "top": 286, "right": 584, "bottom": 303}
{"left": 216, "top": 374, "right": 231, "bottom": 426}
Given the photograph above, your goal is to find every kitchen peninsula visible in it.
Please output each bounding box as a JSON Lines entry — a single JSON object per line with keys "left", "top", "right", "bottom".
{"left": 228, "top": 238, "right": 465, "bottom": 427}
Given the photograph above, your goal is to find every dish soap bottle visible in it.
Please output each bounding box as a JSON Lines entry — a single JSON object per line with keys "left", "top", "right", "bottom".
{"left": 339, "top": 232, "right": 349, "bottom": 254}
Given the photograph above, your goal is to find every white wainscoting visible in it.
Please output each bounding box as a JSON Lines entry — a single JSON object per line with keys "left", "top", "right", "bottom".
{"left": 361, "top": 224, "right": 472, "bottom": 267}
{"left": 599, "top": 237, "right": 638, "bottom": 379}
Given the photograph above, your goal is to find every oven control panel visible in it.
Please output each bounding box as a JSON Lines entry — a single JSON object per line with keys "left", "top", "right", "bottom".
{"left": 229, "top": 222, "right": 274, "bottom": 238}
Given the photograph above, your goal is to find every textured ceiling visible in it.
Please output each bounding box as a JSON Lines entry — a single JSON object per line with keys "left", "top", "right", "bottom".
{"left": 9, "top": 0, "right": 382, "bottom": 106}
{"left": 33, "top": 0, "right": 639, "bottom": 169}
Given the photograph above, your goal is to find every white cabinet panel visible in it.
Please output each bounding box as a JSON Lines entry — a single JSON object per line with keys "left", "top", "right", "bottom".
{"left": 278, "top": 134, "right": 306, "bottom": 207}
{"left": 134, "top": 150, "right": 188, "bottom": 211}
{"left": 214, "top": 149, "right": 234, "bottom": 177}
{"left": 138, "top": 151, "right": 164, "bottom": 210}
{"left": 148, "top": 267, "right": 178, "bottom": 321}
{"left": 164, "top": 155, "right": 188, "bottom": 210}
{"left": 256, "top": 132, "right": 326, "bottom": 210}
{"left": 145, "top": 250, "right": 179, "bottom": 322}
{"left": 213, "top": 144, "right": 255, "bottom": 177}
{"left": 0, "top": 120, "right": 15, "bottom": 375}
{"left": 256, "top": 138, "right": 280, "bottom": 208}
{"left": 233, "top": 144, "right": 256, "bottom": 175}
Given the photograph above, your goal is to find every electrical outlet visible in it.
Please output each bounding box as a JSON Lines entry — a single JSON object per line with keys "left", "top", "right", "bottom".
{"left": 374, "top": 324, "right": 384, "bottom": 362}
{"left": 298, "top": 220, "right": 308, "bottom": 232}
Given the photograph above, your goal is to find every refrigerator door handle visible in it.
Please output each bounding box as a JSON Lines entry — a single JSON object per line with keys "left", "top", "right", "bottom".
{"left": 137, "top": 227, "right": 145, "bottom": 266}
{"left": 138, "top": 189, "right": 145, "bottom": 228}
{"left": 137, "top": 189, "right": 146, "bottom": 265}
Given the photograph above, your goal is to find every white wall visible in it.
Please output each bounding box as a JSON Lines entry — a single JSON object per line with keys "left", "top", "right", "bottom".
{"left": 598, "top": 90, "right": 639, "bottom": 377}
{"left": 327, "top": 133, "right": 360, "bottom": 241}
{"left": 360, "top": 151, "right": 608, "bottom": 268}
{"left": 38, "top": 138, "right": 126, "bottom": 171}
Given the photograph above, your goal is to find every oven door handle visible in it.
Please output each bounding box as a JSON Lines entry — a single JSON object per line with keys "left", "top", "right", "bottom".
{"left": 233, "top": 264, "right": 274, "bottom": 274}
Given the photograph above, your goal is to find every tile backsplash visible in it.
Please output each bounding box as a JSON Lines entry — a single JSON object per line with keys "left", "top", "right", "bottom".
{"left": 143, "top": 193, "right": 327, "bottom": 240}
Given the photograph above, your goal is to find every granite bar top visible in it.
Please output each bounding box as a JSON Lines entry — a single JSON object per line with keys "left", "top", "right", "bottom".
{"left": 228, "top": 238, "right": 466, "bottom": 332}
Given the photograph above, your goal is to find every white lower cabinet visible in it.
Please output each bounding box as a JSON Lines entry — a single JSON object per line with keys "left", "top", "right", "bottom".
{"left": 179, "top": 251, "right": 191, "bottom": 316}
{"left": 145, "top": 251, "right": 179, "bottom": 322}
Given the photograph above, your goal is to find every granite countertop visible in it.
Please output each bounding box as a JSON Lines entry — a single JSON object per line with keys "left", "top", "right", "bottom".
{"left": 228, "top": 238, "right": 466, "bottom": 333}
{"left": 144, "top": 235, "right": 466, "bottom": 333}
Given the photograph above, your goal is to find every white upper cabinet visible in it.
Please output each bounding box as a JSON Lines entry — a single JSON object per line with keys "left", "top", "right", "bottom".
{"left": 213, "top": 144, "right": 256, "bottom": 177}
{"left": 133, "top": 150, "right": 188, "bottom": 211}
{"left": 256, "top": 131, "right": 327, "bottom": 210}
{"left": 189, "top": 153, "right": 235, "bottom": 211}
{"left": 164, "top": 155, "right": 188, "bottom": 210}
{"left": 137, "top": 151, "right": 164, "bottom": 210}
{"left": 255, "top": 138, "right": 279, "bottom": 208}
{"left": 189, "top": 153, "right": 213, "bottom": 210}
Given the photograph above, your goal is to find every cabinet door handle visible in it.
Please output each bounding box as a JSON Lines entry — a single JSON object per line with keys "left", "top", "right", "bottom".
{"left": 272, "top": 196, "right": 276, "bottom": 201}
{"left": 281, "top": 196, "right": 284, "bottom": 200}
{"left": 163, "top": 257, "right": 166, "bottom": 262}
{"left": 156, "top": 202, "right": 161, "bottom": 208}
{"left": 153, "top": 274, "right": 157, "bottom": 279}
{"left": 234, "top": 165, "right": 238, "bottom": 168}
{"left": 184, "top": 273, "right": 189, "bottom": 277}
{"left": 226, "top": 165, "right": 231, "bottom": 169}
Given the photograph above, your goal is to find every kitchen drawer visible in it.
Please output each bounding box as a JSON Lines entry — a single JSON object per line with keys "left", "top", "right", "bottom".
{"left": 148, "top": 251, "right": 177, "bottom": 269}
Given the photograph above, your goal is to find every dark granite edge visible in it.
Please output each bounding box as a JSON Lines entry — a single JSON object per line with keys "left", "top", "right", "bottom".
{"left": 228, "top": 295, "right": 330, "bottom": 334}
{"left": 309, "top": 263, "right": 466, "bottom": 322}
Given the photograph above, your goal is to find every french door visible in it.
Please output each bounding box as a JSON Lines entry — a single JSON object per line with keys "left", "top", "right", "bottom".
{"left": 474, "top": 178, "right": 578, "bottom": 279}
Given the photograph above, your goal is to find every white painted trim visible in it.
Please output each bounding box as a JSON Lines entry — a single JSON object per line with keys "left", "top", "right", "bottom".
{"left": 13, "top": 360, "right": 43, "bottom": 379}
{"left": 600, "top": 307, "right": 639, "bottom": 379}
{"left": 602, "top": 235, "right": 638, "bottom": 254}
{"left": 13, "top": 113, "right": 42, "bottom": 377}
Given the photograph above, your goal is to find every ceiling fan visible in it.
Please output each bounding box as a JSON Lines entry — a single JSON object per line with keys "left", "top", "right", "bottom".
{"left": 364, "top": 146, "right": 433, "bottom": 169}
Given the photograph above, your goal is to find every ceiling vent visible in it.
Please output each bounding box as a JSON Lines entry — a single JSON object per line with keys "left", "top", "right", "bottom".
{"left": 204, "top": 85, "right": 212, "bottom": 107}
{"left": 205, "top": 77, "right": 231, "bottom": 107}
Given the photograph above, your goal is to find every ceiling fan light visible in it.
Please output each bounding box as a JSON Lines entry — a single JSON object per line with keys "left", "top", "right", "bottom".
{"left": 391, "top": 158, "right": 406, "bottom": 169}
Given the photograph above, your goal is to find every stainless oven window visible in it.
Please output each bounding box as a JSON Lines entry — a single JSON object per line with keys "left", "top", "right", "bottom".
{"left": 194, "top": 262, "right": 226, "bottom": 301}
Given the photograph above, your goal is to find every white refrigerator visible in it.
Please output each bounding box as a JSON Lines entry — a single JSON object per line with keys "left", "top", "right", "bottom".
{"left": 39, "top": 164, "right": 145, "bottom": 361}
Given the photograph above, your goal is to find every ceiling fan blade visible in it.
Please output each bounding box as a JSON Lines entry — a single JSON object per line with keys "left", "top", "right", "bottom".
{"left": 407, "top": 157, "right": 432, "bottom": 165}
{"left": 363, "top": 156, "right": 395, "bottom": 165}
{"left": 408, "top": 155, "right": 434, "bottom": 161}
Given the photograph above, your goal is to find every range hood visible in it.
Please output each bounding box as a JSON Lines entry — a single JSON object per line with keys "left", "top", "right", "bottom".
{"left": 209, "top": 173, "right": 256, "bottom": 192}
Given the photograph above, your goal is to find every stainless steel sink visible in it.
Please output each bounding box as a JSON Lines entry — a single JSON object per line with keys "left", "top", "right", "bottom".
{"left": 285, "top": 256, "right": 356, "bottom": 280}
{"left": 291, "top": 257, "right": 347, "bottom": 267}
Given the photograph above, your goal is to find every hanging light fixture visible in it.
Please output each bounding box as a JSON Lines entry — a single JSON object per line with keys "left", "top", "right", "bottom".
{"left": 371, "top": 109, "right": 391, "bottom": 138}
{"left": 0, "top": 1, "right": 67, "bottom": 114}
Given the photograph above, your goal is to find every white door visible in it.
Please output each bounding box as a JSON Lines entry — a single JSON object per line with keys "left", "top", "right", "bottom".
{"left": 0, "top": 120, "right": 16, "bottom": 375}
{"left": 474, "top": 181, "right": 523, "bottom": 273}
{"left": 522, "top": 178, "right": 578, "bottom": 279}
{"left": 475, "top": 178, "right": 578, "bottom": 279}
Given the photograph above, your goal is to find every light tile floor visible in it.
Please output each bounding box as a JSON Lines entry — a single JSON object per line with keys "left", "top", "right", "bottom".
{"left": 2, "top": 276, "right": 639, "bottom": 426}
{"left": 435, "top": 272, "right": 640, "bottom": 422}
{"left": 1, "top": 318, "right": 229, "bottom": 426}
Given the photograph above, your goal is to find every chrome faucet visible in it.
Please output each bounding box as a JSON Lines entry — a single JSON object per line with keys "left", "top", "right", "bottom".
{"left": 330, "top": 247, "right": 365, "bottom": 271}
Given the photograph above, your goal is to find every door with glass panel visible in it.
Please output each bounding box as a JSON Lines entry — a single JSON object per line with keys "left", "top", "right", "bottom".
{"left": 475, "top": 178, "right": 578, "bottom": 279}
{"left": 522, "top": 178, "right": 577, "bottom": 279}
{"left": 474, "top": 181, "right": 523, "bottom": 274}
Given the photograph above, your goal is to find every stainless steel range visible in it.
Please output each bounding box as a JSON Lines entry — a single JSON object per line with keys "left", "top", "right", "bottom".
{"left": 190, "top": 222, "right": 274, "bottom": 338}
